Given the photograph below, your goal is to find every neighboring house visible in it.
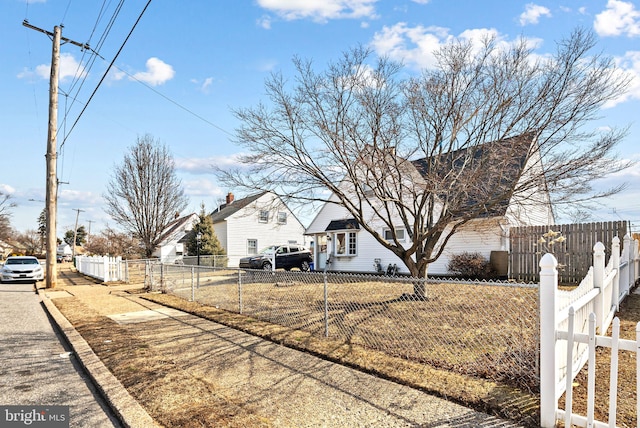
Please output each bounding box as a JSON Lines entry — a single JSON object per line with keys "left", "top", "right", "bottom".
{"left": 210, "top": 192, "right": 308, "bottom": 267}
{"left": 0, "top": 239, "right": 28, "bottom": 258}
{"left": 305, "top": 134, "right": 555, "bottom": 275}
{"left": 153, "top": 212, "right": 199, "bottom": 262}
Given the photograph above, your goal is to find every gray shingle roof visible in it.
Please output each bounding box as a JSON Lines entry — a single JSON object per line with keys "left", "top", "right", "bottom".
{"left": 209, "top": 191, "right": 268, "bottom": 223}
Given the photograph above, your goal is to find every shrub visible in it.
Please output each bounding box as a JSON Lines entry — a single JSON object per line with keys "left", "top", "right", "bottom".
{"left": 447, "top": 252, "right": 496, "bottom": 279}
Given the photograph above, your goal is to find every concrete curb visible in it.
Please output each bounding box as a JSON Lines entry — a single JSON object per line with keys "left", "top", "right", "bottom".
{"left": 39, "top": 289, "right": 161, "bottom": 428}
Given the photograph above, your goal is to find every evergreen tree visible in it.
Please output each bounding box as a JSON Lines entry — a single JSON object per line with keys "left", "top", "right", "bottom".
{"left": 187, "top": 203, "right": 225, "bottom": 256}
{"left": 37, "top": 209, "right": 47, "bottom": 253}
{"left": 64, "top": 225, "right": 87, "bottom": 246}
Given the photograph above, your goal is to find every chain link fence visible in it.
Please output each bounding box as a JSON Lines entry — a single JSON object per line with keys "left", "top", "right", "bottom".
{"left": 146, "top": 263, "right": 540, "bottom": 392}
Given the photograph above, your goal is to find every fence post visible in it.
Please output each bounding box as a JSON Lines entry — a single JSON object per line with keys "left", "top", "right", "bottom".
{"left": 623, "top": 234, "right": 632, "bottom": 298}
{"left": 612, "top": 236, "right": 620, "bottom": 311}
{"left": 593, "top": 242, "right": 606, "bottom": 333}
{"left": 238, "top": 270, "right": 243, "bottom": 314}
{"left": 102, "top": 256, "right": 109, "bottom": 282}
{"left": 539, "top": 253, "right": 559, "bottom": 428}
{"left": 324, "top": 269, "right": 329, "bottom": 338}
{"left": 190, "top": 266, "right": 195, "bottom": 302}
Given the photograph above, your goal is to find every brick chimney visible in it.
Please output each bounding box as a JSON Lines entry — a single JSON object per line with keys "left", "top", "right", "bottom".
{"left": 226, "top": 192, "right": 234, "bottom": 204}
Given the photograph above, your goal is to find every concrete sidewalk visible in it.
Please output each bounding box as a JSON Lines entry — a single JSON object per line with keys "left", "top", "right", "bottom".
{"left": 41, "top": 268, "right": 525, "bottom": 427}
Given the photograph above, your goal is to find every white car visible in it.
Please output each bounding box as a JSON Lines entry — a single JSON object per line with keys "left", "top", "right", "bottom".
{"left": 0, "top": 256, "right": 45, "bottom": 283}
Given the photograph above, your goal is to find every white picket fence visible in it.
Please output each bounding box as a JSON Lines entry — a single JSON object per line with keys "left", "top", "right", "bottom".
{"left": 75, "top": 255, "right": 124, "bottom": 282}
{"left": 540, "top": 234, "right": 640, "bottom": 427}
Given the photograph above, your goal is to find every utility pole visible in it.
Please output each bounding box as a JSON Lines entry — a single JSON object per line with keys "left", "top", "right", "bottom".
{"left": 86, "top": 220, "right": 94, "bottom": 240}
{"left": 71, "top": 208, "right": 85, "bottom": 261}
{"left": 23, "top": 21, "right": 88, "bottom": 288}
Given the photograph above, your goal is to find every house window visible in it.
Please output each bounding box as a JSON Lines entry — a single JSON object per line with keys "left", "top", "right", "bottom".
{"left": 259, "top": 210, "right": 269, "bottom": 223}
{"left": 247, "top": 239, "right": 257, "bottom": 255}
{"left": 334, "top": 231, "right": 357, "bottom": 256}
{"left": 383, "top": 227, "right": 406, "bottom": 242}
{"left": 277, "top": 212, "right": 287, "bottom": 224}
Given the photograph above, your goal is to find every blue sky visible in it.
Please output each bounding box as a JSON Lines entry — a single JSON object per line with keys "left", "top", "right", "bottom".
{"left": 1, "top": 0, "right": 639, "bottom": 236}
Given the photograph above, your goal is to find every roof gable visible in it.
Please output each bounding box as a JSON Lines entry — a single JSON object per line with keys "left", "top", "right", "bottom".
{"left": 210, "top": 191, "right": 268, "bottom": 223}
{"left": 157, "top": 213, "right": 198, "bottom": 246}
{"left": 410, "top": 133, "right": 535, "bottom": 218}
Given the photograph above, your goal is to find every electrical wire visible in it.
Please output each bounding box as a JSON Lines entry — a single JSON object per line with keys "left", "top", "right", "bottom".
{"left": 108, "top": 63, "right": 233, "bottom": 137}
{"left": 59, "top": 0, "right": 126, "bottom": 146}
{"left": 60, "top": 0, "right": 153, "bottom": 150}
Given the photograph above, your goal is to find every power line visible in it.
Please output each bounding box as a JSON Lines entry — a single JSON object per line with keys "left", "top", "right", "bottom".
{"left": 109, "top": 63, "right": 233, "bottom": 137}
{"left": 59, "top": 0, "right": 153, "bottom": 150}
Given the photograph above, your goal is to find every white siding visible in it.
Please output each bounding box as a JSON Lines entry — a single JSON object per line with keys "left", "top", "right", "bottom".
{"left": 216, "top": 193, "right": 308, "bottom": 267}
{"left": 427, "top": 220, "right": 504, "bottom": 275}
{"left": 304, "top": 141, "right": 554, "bottom": 276}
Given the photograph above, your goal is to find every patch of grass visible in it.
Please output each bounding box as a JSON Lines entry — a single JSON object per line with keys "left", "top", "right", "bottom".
{"left": 142, "top": 292, "right": 540, "bottom": 426}
{"left": 54, "top": 297, "right": 272, "bottom": 428}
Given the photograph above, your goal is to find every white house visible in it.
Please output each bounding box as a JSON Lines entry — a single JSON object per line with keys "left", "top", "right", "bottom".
{"left": 305, "top": 134, "right": 554, "bottom": 275}
{"left": 210, "top": 192, "right": 309, "bottom": 267}
{"left": 153, "top": 213, "right": 199, "bottom": 262}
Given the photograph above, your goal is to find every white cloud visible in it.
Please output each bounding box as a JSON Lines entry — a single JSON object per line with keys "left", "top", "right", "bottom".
{"left": 130, "top": 57, "right": 175, "bottom": 86}
{"left": 519, "top": 3, "right": 552, "bottom": 26}
{"left": 256, "top": 59, "right": 279, "bottom": 72}
{"left": 0, "top": 184, "right": 16, "bottom": 194}
{"left": 257, "top": 0, "right": 378, "bottom": 23}
{"left": 594, "top": 0, "right": 640, "bottom": 37}
{"left": 18, "top": 53, "right": 87, "bottom": 82}
{"left": 411, "top": 0, "right": 430, "bottom": 4}
{"left": 183, "top": 178, "right": 224, "bottom": 199}
{"left": 191, "top": 77, "right": 214, "bottom": 93}
{"left": 257, "top": 15, "right": 272, "bottom": 29}
{"left": 370, "top": 24, "right": 526, "bottom": 70}
{"left": 603, "top": 51, "right": 640, "bottom": 108}
{"left": 176, "top": 154, "right": 245, "bottom": 175}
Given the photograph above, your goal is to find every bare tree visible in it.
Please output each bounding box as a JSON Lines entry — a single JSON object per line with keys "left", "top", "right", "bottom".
{"left": 84, "top": 226, "right": 143, "bottom": 258}
{"left": 104, "top": 135, "right": 188, "bottom": 258}
{"left": 219, "top": 28, "right": 632, "bottom": 284}
{"left": 0, "top": 191, "right": 16, "bottom": 242}
{"left": 15, "top": 230, "right": 41, "bottom": 256}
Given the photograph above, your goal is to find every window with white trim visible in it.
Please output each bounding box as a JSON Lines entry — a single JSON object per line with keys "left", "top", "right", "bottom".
{"left": 277, "top": 212, "right": 287, "bottom": 224}
{"left": 247, "top": 239, "right": 257, "bottom": 254}
{"left": 334, "top": 231, "right": 357, "bottom": 256}
{"left": 383, "top": 227, "right": 406, "bottom": 242}
{"left": 258, "top": 210, "right": 269, "bottom": 223}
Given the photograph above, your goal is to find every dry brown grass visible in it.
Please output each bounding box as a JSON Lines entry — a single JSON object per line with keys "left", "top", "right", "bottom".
{"left": 53, "top": 265, "right": 639, "bottom": 427}
{"left": 141, "top": 292, "right": 541, "bottom": 426}
{"left": 53, "top": 296, "right": 272, "bottom": 428}
{"left": 168, "top": 275, "right": 540, "bottom": 391}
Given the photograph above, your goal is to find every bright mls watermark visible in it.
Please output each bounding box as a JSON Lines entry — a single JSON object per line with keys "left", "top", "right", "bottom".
{"left": 1, "top": 406, "right": 69, "bottom": 427}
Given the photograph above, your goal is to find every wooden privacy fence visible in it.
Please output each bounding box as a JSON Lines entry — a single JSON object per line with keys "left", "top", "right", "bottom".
{"left": 539, "top": 234, "right": 640, "bottom": 427}
{"left": 510, "top": 221, "right": 628, "bottom": 283}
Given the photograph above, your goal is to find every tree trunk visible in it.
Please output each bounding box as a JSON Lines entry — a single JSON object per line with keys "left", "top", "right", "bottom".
{"left": 405, "top": 256, "right": 428, "bottom": 300}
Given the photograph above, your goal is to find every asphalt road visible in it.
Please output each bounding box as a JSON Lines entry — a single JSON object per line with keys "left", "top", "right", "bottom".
{"left": 0, "top": 281, "right": 122, "bottom": 427}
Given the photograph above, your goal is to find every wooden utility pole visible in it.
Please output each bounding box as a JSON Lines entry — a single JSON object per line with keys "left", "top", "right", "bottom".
{"left": 23, "top": 21, "right": 88, "bottom": 288}
{"left": 45, "top": 25, "right": 60, "bottom": 288}
{"left": 71, "top": 208, "right": 84, "bottom": 260}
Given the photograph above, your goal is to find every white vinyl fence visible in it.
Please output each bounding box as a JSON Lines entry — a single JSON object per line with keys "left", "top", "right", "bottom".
{"left": 539, "top": 234, "right": 640, "bottom": 427}
{"left": 75, "top": 255, "right": 124, "bottom": 282}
